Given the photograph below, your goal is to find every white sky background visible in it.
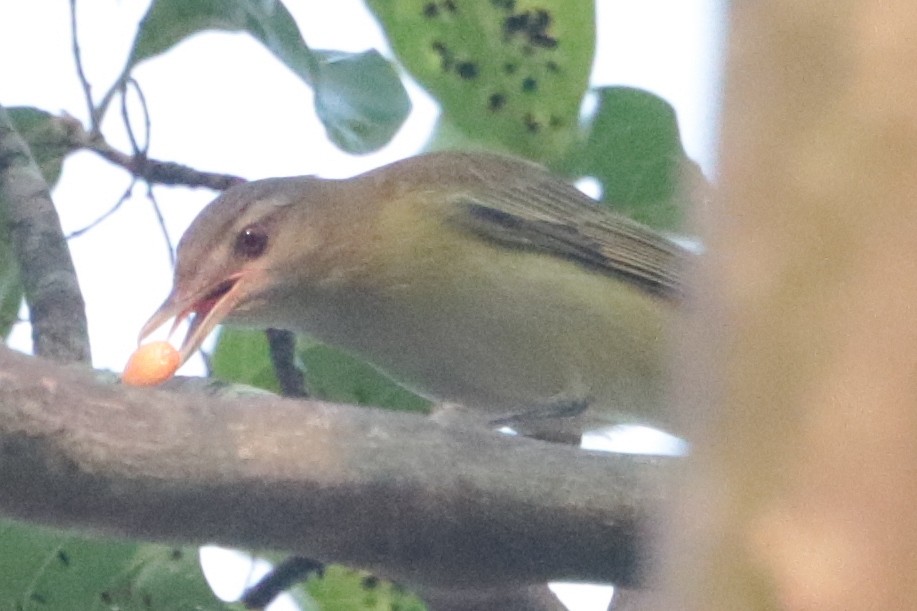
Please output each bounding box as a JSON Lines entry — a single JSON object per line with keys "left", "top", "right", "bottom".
{"left": 1, "top": 1, "right": 726, "bottom": 609}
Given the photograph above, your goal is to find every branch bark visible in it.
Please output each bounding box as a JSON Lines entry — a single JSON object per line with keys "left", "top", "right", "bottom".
{"left": 0, "top": 105, "right": 90, "bottom": 363}
{"left": 61, "top": 115, "right": 245, "bottom": 191}
{"left": 419, "top": 584, "right": 569, "bottom": 611}
{"left": 0, "top": 345, "right": 668, "bottom": 591}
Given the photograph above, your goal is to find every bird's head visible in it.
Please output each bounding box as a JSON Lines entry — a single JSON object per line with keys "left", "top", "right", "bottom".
{"left": 139, "top": 177, "right": 338, "bottom": 365}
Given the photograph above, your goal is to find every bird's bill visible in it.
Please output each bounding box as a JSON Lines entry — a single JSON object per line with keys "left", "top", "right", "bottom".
{"left": 139, "top": 272, "right": 245, "bottom": 365}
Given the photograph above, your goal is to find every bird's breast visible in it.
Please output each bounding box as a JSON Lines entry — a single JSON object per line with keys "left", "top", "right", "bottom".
{"left": 290, "top": 234, "right": 675, "bottom": 430}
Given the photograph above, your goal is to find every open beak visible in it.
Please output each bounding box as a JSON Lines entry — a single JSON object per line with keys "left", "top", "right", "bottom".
{"left": 139, "top": 272, "right": 245, "bottom": 365}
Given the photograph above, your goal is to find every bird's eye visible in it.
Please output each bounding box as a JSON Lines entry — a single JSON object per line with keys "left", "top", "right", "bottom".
{"left": 235, "top": 224, "right": 269, "bottom": 259}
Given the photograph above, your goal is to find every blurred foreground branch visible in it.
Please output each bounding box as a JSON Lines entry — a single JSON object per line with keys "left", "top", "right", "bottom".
{"left": 665, "top": 1, "right": 917, "bottom": 609}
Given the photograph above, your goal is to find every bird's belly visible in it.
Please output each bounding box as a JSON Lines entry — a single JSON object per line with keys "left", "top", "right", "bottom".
{"left": 304, "top": 258, "right": 674, "bottom": 430}
{"left": 370, "top": 310, "right": 668, "bottom": 427}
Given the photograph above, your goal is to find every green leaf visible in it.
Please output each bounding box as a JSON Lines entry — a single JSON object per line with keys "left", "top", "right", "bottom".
{"left": 576, "top": 86, "right": 692, "bottom": 230}
{"left": 7, "top": 106, "right": 76, "bottom": 187}
{"left": 0, "top": 519, "right": 238, "bottom": 611}
{"left": 211, "top": 328, "right": 429, "bottom": 413}
{"left": 422, "top": 113, "right": 500, "bottom": 154}
{"left": 210, "top": 327, "right": 281, "bottom": 393}
{"left": 313, "top": 50, "right": 413, "bottom": 154}
{"left": 128, "top": 0, "right": 317, "bottom": 76}
{"left": 299, "top": 343, "right": 430, "bottom": 414}
{"left": 367, "top": 0, "right": 595, "bottom": 163}
{"left": 125, "top": 0, "right": 409, "bottom": 153}
{"left": 299, "top": 565, "right": 426, "bottom": 611}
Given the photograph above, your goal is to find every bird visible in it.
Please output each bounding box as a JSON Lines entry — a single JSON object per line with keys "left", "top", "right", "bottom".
{"left": 140, "top": 151, "right": 689, "bottom": 440}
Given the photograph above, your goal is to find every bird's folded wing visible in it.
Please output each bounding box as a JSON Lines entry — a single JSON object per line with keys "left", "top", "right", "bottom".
{"left": 448, "top": 177, "right": 687, "bottom": 300}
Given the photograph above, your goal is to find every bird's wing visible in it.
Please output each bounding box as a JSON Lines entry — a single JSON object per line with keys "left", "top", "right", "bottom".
{"left": 448, "top": 173, "right": 687, "bottom": 301}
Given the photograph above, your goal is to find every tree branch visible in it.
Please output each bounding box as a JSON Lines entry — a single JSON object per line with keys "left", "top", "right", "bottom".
{"left": 419, "top": 584, "right": 569, "bottom": 611}
{"left": 0, "top": 345, "right": 667, "bottom": 590}
{"left": 246, "top": 329, "right": 313, "bottom": 608}
{"left": 61, "top": 115, "right": 244, "bottom": 191}
{"left": 0, "top": 105, "right": 90, "bottom": 363}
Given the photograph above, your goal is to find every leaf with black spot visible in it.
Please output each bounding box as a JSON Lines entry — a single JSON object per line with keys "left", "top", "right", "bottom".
{"left": 366, "top": 0, "right": 595, "bottom": 163}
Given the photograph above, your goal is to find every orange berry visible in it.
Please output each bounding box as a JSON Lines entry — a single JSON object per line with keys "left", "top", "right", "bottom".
{"left": 122, "top": 341, "right": 180, "bottom": 386}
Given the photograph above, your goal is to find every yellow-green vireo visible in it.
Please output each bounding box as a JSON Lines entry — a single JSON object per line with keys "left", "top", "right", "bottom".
{"left": 140, "top": 151, "right": 688, "bottom": 440}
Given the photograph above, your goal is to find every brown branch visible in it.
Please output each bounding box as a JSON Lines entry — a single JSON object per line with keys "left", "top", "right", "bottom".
{"left": 0, "top": 105, "right": 90, "bottom": 363}
{"left": 248, "top": 328, "right": 312, "bottom": 608}
{"left": 419, "top": 584, "right": 569, "bottom": 611}
{"left": 94, "top": 147, "right": 244, "bottom": 191}
{"left": 0, "top": 345, "right": 667, "bottom": 591}
{"left": 60, "top": 115, "right": 244, "bottom": 191}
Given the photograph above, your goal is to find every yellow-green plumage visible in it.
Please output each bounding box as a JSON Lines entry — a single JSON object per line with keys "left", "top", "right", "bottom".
{"left": 144, "top": 151, "right": 688, "bottom": 438}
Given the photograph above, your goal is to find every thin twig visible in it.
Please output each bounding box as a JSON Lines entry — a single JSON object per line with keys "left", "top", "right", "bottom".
{"left": 265, "top": 329, "right": 309, "bottom": 398}
{"left": 69, "top": 0, "right": 98, "bottom": 133}
{"left": 241, "top": 556, "right": 324, "bottom": 609}
{"left": 66, "top": 180, "right": 135, "bottom": 239}
{"left": 95, "top": 80, "right": 124, "bottom": 129}
{"left": 61, "top": 115, "right": 244, "bottom": 190}
{"left": 120, "top": 78, "right": 150, "bottom": 157}
{"left": 119, "top": 79, "right": 175, "bottom": 263}
{"left": 145, "top": 183, "right": 175, "bottom": 267}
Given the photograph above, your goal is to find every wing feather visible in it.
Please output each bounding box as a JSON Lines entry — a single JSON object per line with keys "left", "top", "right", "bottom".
{"left": 446, "top": 160, "right": 687, "bottom": 300}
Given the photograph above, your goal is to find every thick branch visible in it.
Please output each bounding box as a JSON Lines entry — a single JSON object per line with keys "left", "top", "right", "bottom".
{"left": 0, "top": 105, "right": 90, "bottom": 363}
{"left": 0, "top": 345, "right": 668, "bottom": 590}
{"left": 419, "top": 584, "right": 568, "bottom": 611}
